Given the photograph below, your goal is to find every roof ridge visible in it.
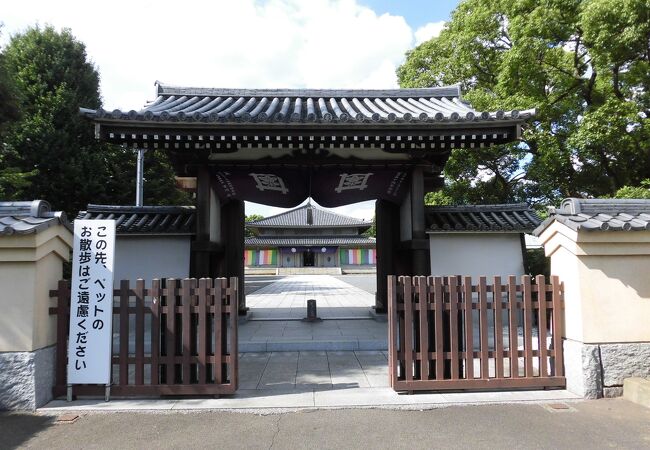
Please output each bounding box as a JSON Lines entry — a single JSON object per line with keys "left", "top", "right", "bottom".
{"left": 248, "top": 201, "right": 369, "bottom": 226}
{"left": 155, "top": 82, "right": 462, "bottom": 99}
{"left": 85, "top": 204, "right": 195, "bottom": 213}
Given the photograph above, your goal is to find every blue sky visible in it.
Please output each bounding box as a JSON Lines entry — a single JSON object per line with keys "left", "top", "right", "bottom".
{"left": 361, "top": 0, "right": 459, "bottom": 29}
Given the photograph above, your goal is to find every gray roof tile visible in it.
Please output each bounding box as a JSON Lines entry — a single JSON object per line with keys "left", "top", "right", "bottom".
{"left": 245, "top": 236, "right": 375, "bottom": 246}
{"left": 77, "top": 204, "right": 195, "bottom": 235}
{"left": 533, "top": 198, "right": 650, "bottom": 235}
{"left": 248, "top": 201, "right": 371, "bottom": 228}
{"left": 0, "top": 200, "right": 70, "bottom": 235}
{"left": 81, "top": 82, "right": 534, "bottom": 126}
{"left": 426, "top": 203, "right": 541, "bottom": 232}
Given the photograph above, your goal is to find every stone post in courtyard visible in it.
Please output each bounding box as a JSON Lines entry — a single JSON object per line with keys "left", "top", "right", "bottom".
{"left": 534, "top": 198, "right": 650, "bottom": 398}
{"left": 0, "top": 201, "right": 72, "bottom": 410}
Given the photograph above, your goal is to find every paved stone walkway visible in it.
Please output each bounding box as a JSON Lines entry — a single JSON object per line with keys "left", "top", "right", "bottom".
{"left": 241, "top": 275, "right": 386, "bottom": 351}
{"left": 240, "top": 351, "right": 388, "bottom": 390}
{"left": 247, "top": 275, "right": 375, "bottom": 319}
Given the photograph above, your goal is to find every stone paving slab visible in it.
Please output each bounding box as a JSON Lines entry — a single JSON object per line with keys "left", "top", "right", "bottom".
{"left": 246, "top": 275, "right": 375, "bottom": 319}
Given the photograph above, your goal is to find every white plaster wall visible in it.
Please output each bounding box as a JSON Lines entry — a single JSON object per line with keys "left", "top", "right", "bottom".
{"left": 113, "top": 236, "right": 190, "bottom": 285}
{"left": 428, "top": 233, "right": 525, "bottom": 279}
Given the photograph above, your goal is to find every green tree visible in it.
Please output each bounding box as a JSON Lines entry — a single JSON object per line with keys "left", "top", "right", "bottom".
{"left": 398, "top": 0, "right": 650, "bottom": 207}
{"left": 0, "top": 25, "right": 189, "bottom": 213}
{"left": 611, "top": 179, "right": 650, "bottom": 199}
{"left": 0, "top": 25, "right": 33, "bottom": 197}
{"left": 245, "top": 214, "right": 264, "bottom": 237}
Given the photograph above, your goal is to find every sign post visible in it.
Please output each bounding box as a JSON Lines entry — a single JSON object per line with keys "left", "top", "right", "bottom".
{"left": 67, "top": 219, "right": 116, "bottom": 401}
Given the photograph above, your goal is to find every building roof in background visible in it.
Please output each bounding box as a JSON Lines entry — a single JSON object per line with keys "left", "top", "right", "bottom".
{"left": 245, "top": 236, "right": 375, "bottom": 247}
{"left": 0, "top": 200, "right": 70, "bottom": 235}
{"left": 533, "top": 198, "right": 650, "bottom": 235}
{"left": 77, "top": 205, "right": 195, "bottom": 235}
{"left": 248, "top": 201, "right": 371, "bottom": 229}
{"left": 80, "top": 82, "right": 534, "bottom": 126}
{"left": 426, "top": 203, "right": 541, "bottom": 233}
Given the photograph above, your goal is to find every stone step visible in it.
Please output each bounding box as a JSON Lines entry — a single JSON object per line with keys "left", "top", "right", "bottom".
{"left": 623, "top": 378, "right": 650, "bottom": 409}
{"left": 277, "top": 267, "right": 342, "bottom": 275}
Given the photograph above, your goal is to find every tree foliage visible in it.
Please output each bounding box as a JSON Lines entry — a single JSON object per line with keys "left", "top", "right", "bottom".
{"left": 0, "top": 26, "right": 189, "bottom": 214}
{"left": 611, "top": 179, "right": 650, "bottom": 198}
{"left": 398, "top": 0, "right": 650, "bottom": 206}
{"left": 245, "top": 214, "right": 265, "bottom": 237}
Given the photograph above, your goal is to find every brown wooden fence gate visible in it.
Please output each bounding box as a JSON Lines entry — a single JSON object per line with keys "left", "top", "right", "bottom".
{"left": 50, "top": 277, "right": 238, "bottom": 398}
{"left": 388, "top": 275, "right": 565, "bottom": 392}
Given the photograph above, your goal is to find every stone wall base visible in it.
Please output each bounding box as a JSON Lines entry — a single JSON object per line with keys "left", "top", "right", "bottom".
{"left": 564, "top": 339, "right": 650, "bottom": 399}
{"left": 0, "top": 345, "right": 55, "bottom": 410}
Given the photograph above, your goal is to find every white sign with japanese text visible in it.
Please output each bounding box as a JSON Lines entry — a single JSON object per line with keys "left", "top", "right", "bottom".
{"left": 67, "top": 219, "right": 116, "bottom": 385}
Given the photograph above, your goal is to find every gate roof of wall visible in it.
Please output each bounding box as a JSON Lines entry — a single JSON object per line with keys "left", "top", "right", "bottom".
{"left": 80, "top": 83, "right": 534, "bottom": 155}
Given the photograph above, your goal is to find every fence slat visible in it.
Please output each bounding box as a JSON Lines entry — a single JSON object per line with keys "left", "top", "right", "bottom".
{"left": 151, "top": 279, "right": 161, "bottom": 385}
{"left": 198, "top": 278, "right": 208, "bottom": 385}
{"left": 508, "top": 276, "right": 519, "bottom": 378}
{"left": 214, "top": 278, "right": 224, "bottom": 384}
{"left": 537, "top": 275, "right": 548, "bottom": 378}
{"left": 433, "top": 277, "right": 444, "bottom": 380}
{"left": 135, "top": 279, "right": 145, "bottom": 385}
{"left": 493, "top": 276, "right": 504, "bottom": 378}
{"left": 388, "top": 276, "right": 398, "bottom": 387}
{"left": 463, "top": 276, "right": 474, "bottom": 380}
{"left": 417, "top": 276, "right": 429, "bottom": 381}
{"left": 181, "top": 279, "right": 192, "bottom": 385}
{"left": 403, "top": 276, "right": 414, "bottom": 383}
{"left": 166, "top": 278, "right": 176, "bottom": 384}
{"left": 119, "top": 280, "right": 130, "bottom": 386}
{"left": 229, "top": 276, "right": 239, "bottom": 389}
{"left": 448, "top": 276, "right": 460, "bottom": 380}
{"left": 522, "top": 275, "right": 534, "bottom": 377}
{"left": 478, "top": 276, "right": 489, "bottom": 379}
{"left": 552, "top": 277, "right": 564, "bottom": 377}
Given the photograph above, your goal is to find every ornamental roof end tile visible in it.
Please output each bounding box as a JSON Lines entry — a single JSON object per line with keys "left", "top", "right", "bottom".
{"left": 0, "top": 200, "right": 71, "bottom": 235}
{"left": 533, "top": 198, "right": 650, "bottom": 235}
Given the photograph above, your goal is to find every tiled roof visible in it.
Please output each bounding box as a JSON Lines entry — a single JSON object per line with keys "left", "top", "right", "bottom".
{"left": 81, "top": 82, "right": 534, "bottom": 125}
{"left": 0, "top": 200, "right": 70, "bottom": 235}
{"left": 77, "top": 204, "right": 195, "bottom": 235}
{"left": 245, "top": 236, "right": 376, "bottom": 246}
{"left": 426, "top": 203, "right": 541, "bottom": 232}
{"left": 248, "top": 201, "right": 371, "bottom": 228}
{"left": 533, "top": 198, "right": 650, "bottom": 235}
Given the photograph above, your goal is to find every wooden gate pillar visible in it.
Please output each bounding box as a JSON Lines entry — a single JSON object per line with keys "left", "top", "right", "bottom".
{"left": 410, "top": 167, "right": 430, "bottom": 276}
{"left": 191, "top": 165, "right": 220, "bottom": 278}
{"left": 375, "top": 199, "right": 400, "bottom": 313}
{"left": 221, "top": 199, "right": 247, "bottom": 315}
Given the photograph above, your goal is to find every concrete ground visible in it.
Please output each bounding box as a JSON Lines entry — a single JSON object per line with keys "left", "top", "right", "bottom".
{"left": 6, "top": 399, "right": 650, "bottom": 449}
{"left": 241, "top": 275, "right": 384, "bottom": 351}
{"left": 246, "top": 275, "right": 376, "bottom": 319}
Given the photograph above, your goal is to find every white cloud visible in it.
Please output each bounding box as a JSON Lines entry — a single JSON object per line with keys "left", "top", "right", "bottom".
{"left": 414, "top": 20, "right": 445, "bottom": 45}
{"left": 2, "top": 0, "right": 420, "bottom": 110}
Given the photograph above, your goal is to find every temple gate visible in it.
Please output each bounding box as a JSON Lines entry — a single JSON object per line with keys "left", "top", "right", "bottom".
{"left": 82, "top": 83, "right": 532, "bottom": 315}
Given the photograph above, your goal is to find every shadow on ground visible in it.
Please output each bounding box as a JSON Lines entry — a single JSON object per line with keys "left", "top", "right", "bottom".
{"left": 0, "top": 413, "right": 56, "bottom": 449}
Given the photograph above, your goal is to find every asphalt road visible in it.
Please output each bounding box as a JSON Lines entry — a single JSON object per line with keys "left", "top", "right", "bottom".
{"left": 2, "top": 399, "right": 650, "bottom": 449}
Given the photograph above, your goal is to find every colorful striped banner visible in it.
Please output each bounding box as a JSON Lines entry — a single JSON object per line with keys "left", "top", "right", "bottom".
{"left": 340, "top": 248, "right": 376, "bottom": 265}
{"left": 244, "top": 249, "right": 277, "bottom": 266}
